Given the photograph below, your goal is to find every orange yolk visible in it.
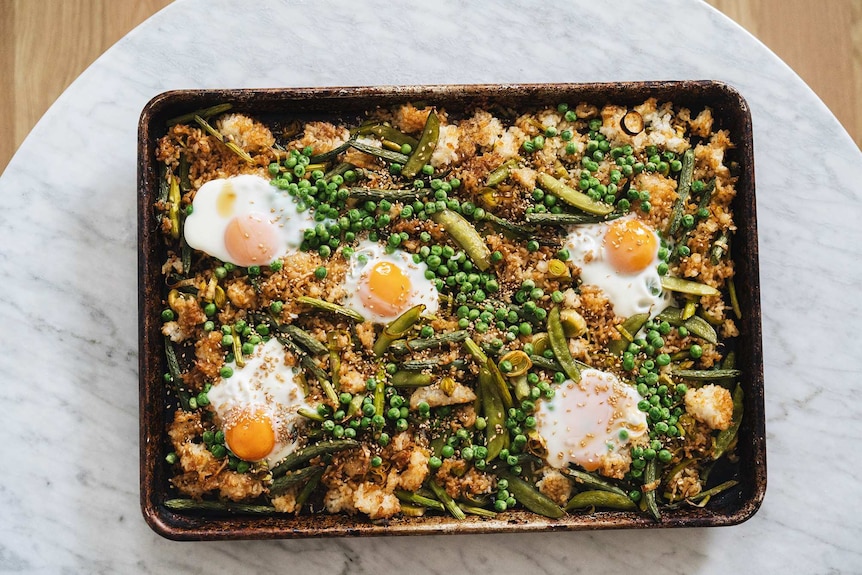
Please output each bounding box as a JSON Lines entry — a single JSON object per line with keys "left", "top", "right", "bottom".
{"left": 224, "top": 410, "right": 276, "bottom": 462}
{"left": 604, "top": 218, "right": 658, "bottom": 273}
{"left": 224, "top": 212, "right": 280, "bottom": 267}
{"left": 360, "top": 261, "right": 412, "bottom": 316}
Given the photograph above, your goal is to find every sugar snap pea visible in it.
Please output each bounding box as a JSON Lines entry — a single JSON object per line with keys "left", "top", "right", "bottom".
{"left": 606, "top": 312, "right": 650, "bottom": 355}
{"left": 390, "top": 371, "right": 433, "bottom": 387}
{"left": 485, "top": 357, "right": 514, "bottom": 410}
{"left": 547, "top": 306, "right": 581, "bottom": 382}
{"left": 353, "top": 122, "right": 419, "bottom": 147}
{"left": 660, "top": 276, "right": 720, "bottom": 297}
{"left": 401, "top": 110, "right": 439, "bottom": 178}
{"left": 479, "top": 367, "right": 509, "bottom": 462}
{"left": 373, "top": 304, "right": 425, "bottom": 356}
{"left": 430, "top": 209, "right": 492, "bottom": 271}
{"left": 497, "top": 472, "right": 565, "bottom": 519}
{"left": 562, "top": 467, "right": 629, "bottom": 498}
{"left": 486, "top": 159, "right": 518, "bottom": 187}
{"left": 643, "top": 459, "right": 661, "bottom": 521}
{"left": 564, "top": 490, "right": 637, "bottom": 512}
{"left": 656, "top": 307, "right": 718, "bottom": 344}
{"left": 713, "top": 383, "right": 744, "bottom": 460}
{"left": 536, "top": 173, "right": 615, "bottom": 216}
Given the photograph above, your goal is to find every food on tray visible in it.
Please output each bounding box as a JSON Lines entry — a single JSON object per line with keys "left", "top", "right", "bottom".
{"left": 154, "top": 98, "right": 743, "bottom": 521}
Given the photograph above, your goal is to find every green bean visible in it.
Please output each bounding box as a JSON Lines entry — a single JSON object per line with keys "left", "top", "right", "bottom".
{"left": 660, "top": 276, "right": 720, "bottom": 297}
{"left": 166, "top": 102, "right": 233, "bottom": 126}
{"left": 710, "top": 231, "right": 730, "bottom": 264}
{"left": 401, "top": 110, "right": 439, "bottom": 178}
{"left": 666, "top": 148, "right": 695, "bottom": 236}
{"left": 387, "top": 329, "right": 470, "bottom": 355}
{"left": 536, "top": 173, "right": 615, "bottom": 216}
{"left": 561, "top": 467, "right": 629, "bottom": 498}
{"left": 194, "top": 115, "right": 254, "bottom": 163}
{"left": 481, "top": 211, "right": 535, "bottom": 237}
{"left": 606, "top": 312, "right": 650, "bottom": 356}
{"left": 353, "top": 122, "right": 419, "bottom": 147}
{"left": 479, "top": 367, "right": 509, "bottom": 461}
{"left": 564, "top": 490, "right": 637, "bottom": 512}
{"left": 373, "top": 304, "right": 425, "bottom": 356}
{"left": 280, "top": 324, "right": 328, "bottom": 356}
{"left": 656, "top": 307, "right": 718, "bottom": 344}
{"left": 349, "top": 140, "right": 410, "bottom": 164}
{"left": 308, "top": 136, "right": 355, "bottom": 163}
{"left": 497, "top": 472, "right": 565, "bottom": 519}
{"left": 164, "top": 336, "right": 191, "bottom": 411}
{"left": 713, "top": 383, "right": 744, "bottom": 460}
{"left": 395, "top": 490, "right": 445, "bottom": 511}
{"left": 164, "top": 499, "right": 276, "bottom": 514}
{"left": 430, "top": 209, "right": 492, "bottom": 271}
{"left": 401, "top": 358, "right": 467, "bottom": 371}
{"left": 428, "top": 479, "right": 466, "bottom": 520}
{"left": 295, "top": 466, "right": 325, "bottom": 510}
{"left": 323, "top": 161, "right": 356, "bottom": 181}
{"left": 672, "top": 369, "right": 741, "bottom": 382}
{"left": 327, "top": 331, "right": 342, "bottom": 390}
{"left": 486, "top": 159, "right": 518, "bottom": 187}
{"left": 296, "top": 296, "right": 365, "bottom": 322}
{"left": 347, "top": 187, "right": 430, "bottom": 203}
{"left": 270, "top": 465, "right": 324, "bottom": 496}
{"left": 391, "top": 371, "right": 433, "bottom": 387}
{"left": 270, "top": 439, "right": 359, "bottom": 478}
{"left": 643, "top": 459, "right": 661, "bottom": 521}
{"left": 525, "top": 211, "right": 623, "bottom": 225}
{"left": 547, "top": 306, "right": 581, "bottom": 382}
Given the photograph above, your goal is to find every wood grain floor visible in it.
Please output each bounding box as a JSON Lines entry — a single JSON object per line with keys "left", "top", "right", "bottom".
{"left": 0, "top": 0, "right": 859, "bottom": 175}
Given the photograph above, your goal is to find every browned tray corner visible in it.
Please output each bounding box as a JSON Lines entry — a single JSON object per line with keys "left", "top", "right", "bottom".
{"left": 138, "top": 82, "right": 765, "bottom": 540}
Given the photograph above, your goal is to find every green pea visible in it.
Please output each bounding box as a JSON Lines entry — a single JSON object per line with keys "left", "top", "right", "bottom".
{"left": 689, "top": 344, "right": 703, "bottom": 359}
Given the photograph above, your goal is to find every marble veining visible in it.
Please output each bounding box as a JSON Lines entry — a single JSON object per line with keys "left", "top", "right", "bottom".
{"left": 1, "top": 0, "right": 861, "bottom": 572}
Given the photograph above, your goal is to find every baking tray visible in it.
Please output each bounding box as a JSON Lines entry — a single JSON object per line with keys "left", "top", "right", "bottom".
{"left": 138, "top": 82, "right": 766, "bottom": 540}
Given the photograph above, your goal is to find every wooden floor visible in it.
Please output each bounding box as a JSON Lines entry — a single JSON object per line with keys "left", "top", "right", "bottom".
{"left": 0, "top": 0, "right": 859, "bottom": 174}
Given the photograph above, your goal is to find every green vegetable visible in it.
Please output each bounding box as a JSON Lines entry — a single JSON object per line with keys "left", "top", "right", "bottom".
{"left": 401, "top": 111, "right": 440, "bottom": 178}
{"left": 373, "top": 304, "right": 425, "bottom": 356}
{"left": 643, "top": 459, "right": 661, "bottom": 521}
{"left": 660, "top": 276, "right": 720, "bottom": 297}
{"left": 536, "top": 173, "right": 614, "bottom": 216}
{"left": 486, "top": 159, "right": 517, "bottom": 187}
{"left": 547, "top": 307, "right": 581, "bottom": 382}
{"left": 347, "top": 187, "right": 430, "bottom": 203}
{"left": 349, "top": 139, "right": 410, "bottom": 164}
{"left": 525, "top": 211, "right": 623, "bottom": 225}
{"left": 561, "top": 467, "right": 629, "bottom": 498}
{"left": 164, "top": 499, "right": 275, "bottom": 514}
{"left": 387, "top": 329, "right": 470, "bottom": 355}
{"left": 353, "top": 122, "right": 419, "bottom": 147}
{"left": 270, "top": 465, "right": 324, "bottom": 496}
{"left": 395, "top": 490, "right": 445, "bottom": 511}
{"left": 497, "top": 472, "right": 565, "bottom": 519}
{"left": 428, "top": 479, "right": 466, "bottom": 520}
{"left": 666, "top": 149, "right": 695, "bottom": 236}
{"left": 656, "top": 307, "right": 718, "bottom": 344}
{"left": 270, "top": 439, "right": 359, "bottom": 478}
{"left": 166, "top": 103, "right": 233, "bottom": 127}
{"left": 479, "top": 367, "right": 509, "bottom": 462}
{"left": 308, "top": 136, "right": 356, "bottom": 163}
{"left": 296, "top": 296, "right": 365, "bottom": 322}
{"left": 713, "top": 383, "right": 744, "bottom": 460}
{"left": 564, "top": 490, "right": 637, "bottom": 511}
{"left": 606, "top": 312, "right": 650, "bottom": 355}
{"left": 164, "top": 336, "right": 191, "bottom": 411}
{"left": 391, "top": 371, "right": 433, "bottom": 387}
{"left": 672, "top": 369, "right": 741, "bottom": 382}
{"left": 430, "top": 209, "right": 491, "bottom": 271}
{"left": 279, "top": 324, "right": 328, "bottom": 356}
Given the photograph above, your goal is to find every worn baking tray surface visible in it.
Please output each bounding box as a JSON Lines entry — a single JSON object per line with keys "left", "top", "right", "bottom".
{"left": 138, "top": 82, "right": 765, "bottom": 540}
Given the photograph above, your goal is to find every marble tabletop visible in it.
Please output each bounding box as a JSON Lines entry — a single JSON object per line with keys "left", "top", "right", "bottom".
{"left": 1, "top": 0, "right": 860, "bottom": 572}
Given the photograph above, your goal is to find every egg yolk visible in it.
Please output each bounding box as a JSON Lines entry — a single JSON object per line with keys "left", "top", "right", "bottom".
{"left": 360, "top": 261, "right": 412, "bottom": 316}
{"left": 604, "top": 218, "right": 658, "bottom": 273}
{"left": 224, "top": 212, "right": 280, "bottom": 267}
{"left": 224, "top": 410, "right": 276, "bottom": 462}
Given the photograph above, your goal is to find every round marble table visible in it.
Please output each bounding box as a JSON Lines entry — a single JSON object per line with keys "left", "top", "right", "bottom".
{"left": 1, "top": 0, "right": 859, "bottom": 572}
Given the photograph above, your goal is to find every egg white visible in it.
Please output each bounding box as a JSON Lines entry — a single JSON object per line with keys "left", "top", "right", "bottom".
{"left": 207, "top": 337, "right": 312, "bottom": 467}
{"left": 343, "top": 240, "right": 440, "bottom": 324}
{"left": 536, "top": 368, "right": 648, "bottom": 472}
{"left": 184, "top": 174, "right": 314, "bottom": 266}
{"left": 564, "top": 215, "right": 673, "bottom": 318}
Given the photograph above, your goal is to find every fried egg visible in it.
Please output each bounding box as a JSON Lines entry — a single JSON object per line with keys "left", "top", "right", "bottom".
{"left": 343, "top": 240, "right": 439, "bottom": 324}
{"left": 207, "top": 338, "right": 312, "bottom": 466}
{"left": 536, "top": 369, "right": 648, "bottom": 472}
{"left": 184, "top": 174, "right": 314, "bottom": 267}
{"left": 564, "top": 215, "right": 673, "bottom": 318}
